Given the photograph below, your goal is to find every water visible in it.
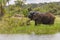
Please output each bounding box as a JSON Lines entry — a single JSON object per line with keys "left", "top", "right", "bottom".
{"left": 0, "top": 33, "right": 60, "bottom": 40}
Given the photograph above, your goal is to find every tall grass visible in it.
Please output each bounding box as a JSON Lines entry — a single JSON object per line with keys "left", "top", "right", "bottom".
{"left": 0, "top": 16, "right": 60, "bottom": 35}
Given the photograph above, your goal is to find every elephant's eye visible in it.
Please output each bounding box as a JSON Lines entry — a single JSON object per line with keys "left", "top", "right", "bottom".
{"left": 33, "top": 15, "right": 36, "bottom": 17}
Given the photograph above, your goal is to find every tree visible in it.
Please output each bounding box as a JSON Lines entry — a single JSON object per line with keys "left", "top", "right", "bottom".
{"left": 0, "top": 0, "right": 10, "bottom": 17}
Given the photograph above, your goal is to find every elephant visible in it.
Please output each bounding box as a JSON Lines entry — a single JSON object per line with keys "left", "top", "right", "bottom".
{"left": 41, "top": 12, "right": 55, "bottom": 24}
{"left": 28, "top": 11, "right": 55, "bottom": 25}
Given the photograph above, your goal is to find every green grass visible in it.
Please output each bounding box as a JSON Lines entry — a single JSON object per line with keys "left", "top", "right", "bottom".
{"left": 0, "top": 16, "right": 60, "bottom": 35}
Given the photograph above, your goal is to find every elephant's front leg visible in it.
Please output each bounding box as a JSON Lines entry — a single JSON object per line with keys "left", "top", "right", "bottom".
{"left": 35, "top": 20, "right": 38, "bottom": 25}
{"left": 35, "top": 19, "right": 41, "bottom": 25}
{"left": 35, "top": 19, "right": 39, "bottom": 25}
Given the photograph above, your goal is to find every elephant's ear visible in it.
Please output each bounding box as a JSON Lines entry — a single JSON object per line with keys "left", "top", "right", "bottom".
{"left": 33, "top": 13, "right": 39, "bottom": 20}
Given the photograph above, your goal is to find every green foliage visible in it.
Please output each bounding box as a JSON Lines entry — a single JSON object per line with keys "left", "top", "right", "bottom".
{"left": 26, "top": 2, "right": 60, "bottom": 15}
{"left": 0, "top": 16, "right": 60, "bottom": 34}
{"left": 22, "top": 9, "right": 28, "bottom": 16}
{"left": 1, "top": 0, "right": 60, "bottom": 34}
{"left": 15, "top": 0, "right": 24, "bottom": 7}
{"left": 0, "top": 0, "right": 2, "bottom": 2}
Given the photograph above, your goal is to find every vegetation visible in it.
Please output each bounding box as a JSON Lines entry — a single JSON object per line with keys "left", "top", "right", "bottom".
{"left": 0, "top": 16, "right": 60, "bottom": 35}
{"left": 0, "top": 0, "right": 60, "bottom": 34}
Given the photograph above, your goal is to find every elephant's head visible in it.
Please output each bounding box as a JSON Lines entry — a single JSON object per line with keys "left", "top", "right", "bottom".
{"left": 28, "top": 11, "right": 35, "bottom": 20}
{"left": 28, "top": 11, "right": 40, "bottom": 20}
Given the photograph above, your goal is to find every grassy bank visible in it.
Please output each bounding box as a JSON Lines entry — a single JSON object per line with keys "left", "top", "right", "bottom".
{"left": 0, "top": 16, "right": 60, "bottom": 35}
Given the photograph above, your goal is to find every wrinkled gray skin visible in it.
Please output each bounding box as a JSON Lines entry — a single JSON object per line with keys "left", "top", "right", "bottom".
{"left": 28, "top": 11, "right": 42, "bottom": 25}
{"left": 28, "top": 11, "right": 55, "bottom": 25}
